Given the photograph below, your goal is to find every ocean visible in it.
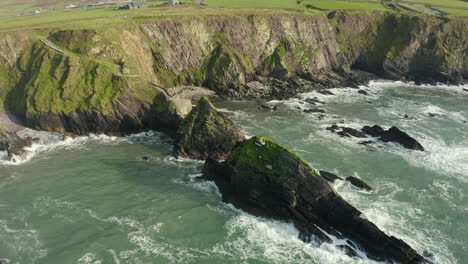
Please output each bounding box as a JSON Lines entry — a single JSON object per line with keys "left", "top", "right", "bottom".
{"left": 1, "top": 81, "right": 467, "bottom": 264}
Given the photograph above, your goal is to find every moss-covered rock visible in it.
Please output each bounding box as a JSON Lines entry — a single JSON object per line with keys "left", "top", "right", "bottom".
{"left": 203, "top": 136, "right": 428, "bottom": 263}
{"left": 0, "top": 125, "right": 31, "bottom": 159}
{"left": 174, "top": 97, "right": 245, "bottom": 160}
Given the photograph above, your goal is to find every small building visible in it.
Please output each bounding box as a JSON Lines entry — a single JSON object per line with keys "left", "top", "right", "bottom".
{"left": 119, "top": 1, "right": 147, "bottom": 9}
{"left": 167, "top": 0, "right": 180, "bottom": 6}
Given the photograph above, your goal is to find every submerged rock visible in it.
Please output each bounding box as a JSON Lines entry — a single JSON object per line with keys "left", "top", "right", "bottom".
{"left": 357, "top": 89, "right": 369, "bottom": 95}
{"left": 174, "top": 97, "right": 245, "bottom": 160}
{"left": 362, "top": 125, "right": 424, "bottom": 151}
{"left": 346, "top": 176, "right": 373, "bottom": 191}
{"left": 317, "top": 90, "right": 335, "bottom": 95}
{"left": 203, "top": 136, "right": 428, "bottom": 263}
{"left": 0, "top": 125, "right": 31, "bottom": 159}
{"left": 303, "top": 108, "right": 326, "bottom": 114}
{"left": 327, "top": 125, "right": 366, "bottom": 138}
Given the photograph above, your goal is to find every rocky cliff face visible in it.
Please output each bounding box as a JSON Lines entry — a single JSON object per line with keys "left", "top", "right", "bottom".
{"left": 0, "top": 11, "right": 466, "bottom": 134}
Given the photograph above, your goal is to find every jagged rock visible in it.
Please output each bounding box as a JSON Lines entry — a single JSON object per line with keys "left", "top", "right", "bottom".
{"left": 362, "top": 125, "right": 385, "bottom": 137}
{"left": 326, "top": 124, "right": 340, "bottom": 132}
{"left": 346, "top": 176, "right": 373, "bottom": 191}
{"left": 338, "top": 244, "right": 359, "bottom": 258}
{"left": 0, "top": 125, "right": 31, "bottom": 159}
{"left": 174, "top": 97, "right": 245, "bottom": 160}
{"left": 303, "top": 108, "right": 326, "bottom": 114}
{"left": 317, "top": 90, "right": 335, "bottom": 95}
{"left": 304, "top": 98, "right": 326, "bottom": 105}
{"left": 203, "top": 136, "right": 429, "bottom": 264}
{"left": 358, "top": 89, "right": 369, "bottom": 95}
{"left": 340, "top": 127, "right": 367, "bottom": 138}
{"left": 362, "top": 125, "right": 424, "bottom": 151}
{"left": 328, "top": 125, "right": 366, "bottom": 138}
{"left": 319, "top": 170, "right": 343, "bottom": 182}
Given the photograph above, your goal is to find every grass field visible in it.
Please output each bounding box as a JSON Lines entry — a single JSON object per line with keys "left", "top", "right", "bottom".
{"left": 400, "top": 0, "right": 468, "bottom": 9}
{"left": 303, "top": 0, "right": 388, "bottom": 11}
{"left": 0, "top": 0, "right": 466, "bottom": 33}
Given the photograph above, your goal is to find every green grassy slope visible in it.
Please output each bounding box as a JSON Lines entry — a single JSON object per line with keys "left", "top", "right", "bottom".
{"left": 0, "top": 0, "right": 467, "bottom": 33}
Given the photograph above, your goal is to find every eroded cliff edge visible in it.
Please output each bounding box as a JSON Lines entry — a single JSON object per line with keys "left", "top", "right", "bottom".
{"left": 0, "top": 11, "right": 466, "bottom": 134}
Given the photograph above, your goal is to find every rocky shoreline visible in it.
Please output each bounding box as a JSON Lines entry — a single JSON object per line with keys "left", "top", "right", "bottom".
{"left": 1, "top": 10, "right": 464, "bottom": 262}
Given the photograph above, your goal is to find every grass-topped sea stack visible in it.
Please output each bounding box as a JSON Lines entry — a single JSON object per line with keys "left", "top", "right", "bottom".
{"left": 174, "top": 97, "right": 245, "bottom": 160}
{"left": 203, "top": 136, "right": 429, "bottom": 263}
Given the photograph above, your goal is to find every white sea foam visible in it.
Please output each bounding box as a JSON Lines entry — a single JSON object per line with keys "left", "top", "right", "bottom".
{"left": 211, "top": 205, "right": 378, "bottom": 264}
{"left": 393, "top": 134, "right": 468, "bottom": 182}
{"left": 0, "top": 219, "right": 48, "bottom": 263}
{"left": 0, "top": 129, "right": 169, "bottom": 166}
{"left": 336, "top": 179, "right": 459, "bottom": 264}
{"left": 77, "top": 253, "right": 103, "bottom": 264}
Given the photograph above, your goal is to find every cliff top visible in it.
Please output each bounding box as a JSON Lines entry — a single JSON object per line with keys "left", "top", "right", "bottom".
{"left": 0, "top": 0, "right": 467, "bottom": 33}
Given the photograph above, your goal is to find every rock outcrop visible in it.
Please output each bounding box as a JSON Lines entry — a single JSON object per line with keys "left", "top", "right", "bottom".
{"left": 174, "top": 97, "right": 245, "bottom": 160}
{"left": 203, "top": 136, "right": 428, "bottom": 264}
{"left": 0, "top": 125, "right": 31, "bottom": 159}
{"left": 362, "top": 125, "right": 425, "bottom": 151}
{"left": 346, "top": 176, "right": 373, "bottom": 191}
{"left": 319, "top": 170, "right": 343, "bottom": 182}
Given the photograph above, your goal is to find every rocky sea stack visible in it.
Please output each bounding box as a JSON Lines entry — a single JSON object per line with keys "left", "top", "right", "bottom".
{"left": 362, "top": 125, "right": 425, "bottom": 151}
{"left": 203, "top": 136, "right": 428, "bottom": 263}
{"left": 0, "top": 125, "right": 31, "bottom": 159}
{"left": 174, "top": 97, "right": 245, "bottom": 160}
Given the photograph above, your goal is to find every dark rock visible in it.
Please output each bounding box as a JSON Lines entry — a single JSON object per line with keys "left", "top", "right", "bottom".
{"left": 318, "top": 114, "right": 326, "bottom": 120}
{"left": 259, "top": 103, "right": 272, "bottom": 110}
{"left": 358, "top": 140, "right": 374, "bottom": 145}
{"left": 305, "top": 98, "right": 326, "bottom": 105}
{"left": 326, "top": 124, "right": 340, "bottom": 132}
{"left": 422, "top": 250, "right": 434, "bottom": 259}
{"left": 404, "top": 114, "right": 409, "bottom": 118}
{"left": 317, "top": 90, "right": 335, "bottom": 95}
{"left": 203, "top": 136, "right": 428, "bottom": 264}
{"left": 428, "top": 112, "right": 438, "bottom": 118}
{"left": 341, "top": 127, "right": 367, "bottom": 138}
{"left": 463, "top": 88, "right": 468, "bottom": 92}
{"left": 319, "top": 170, "right": 343, "bottom": 182}
{"left": 346, "top": 176, "right": 373, "bottom": 191}
{"left": 358, "top": 89, "right": 369, "bottom": 95}
{"left": 330, "top": 125, "right": 367, "bottom": 138}
{"left": 272, "top": 105, "right": 279, "bottom": 111}
{"left": 381, "top": 127, "right": 424, "bottom": 151}
{"left": 338, "top": 244, "right": 358, "bottom": 258}
{"left": 362, "top": 125, "right": 424, "bottom": 151}
{"left": 303, "top": 108, "right": 326, "bottom": 114}
{"left": 174, "top": 97, "right": 245, "bottom": 160}
{"left": 0, "top": 125, "right": 32, "bottom": 159}
{"left": 141, "top": 155, "right": 152, "bottom": 161}
{"left": 362, "top": 125, "right": 385, "bottom": 137}
{"left": 367, "top": 101, "right": 373, "bottom": 104}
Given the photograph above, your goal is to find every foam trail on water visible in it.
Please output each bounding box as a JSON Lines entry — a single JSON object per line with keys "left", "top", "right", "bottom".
{"left": 0, "top": 129, "right": 168, "bottom": 166}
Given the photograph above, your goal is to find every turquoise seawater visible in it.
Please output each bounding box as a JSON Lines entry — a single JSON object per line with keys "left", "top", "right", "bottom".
{"left": 0, "top": 81, "right": 467, "bottom": 264}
